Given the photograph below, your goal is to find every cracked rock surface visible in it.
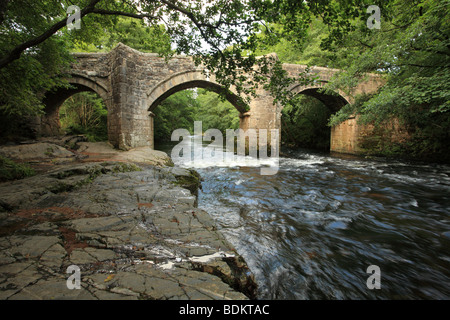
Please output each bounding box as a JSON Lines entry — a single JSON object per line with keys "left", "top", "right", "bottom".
{"left": 0, "top": 162, "right": 256, "bottom": 300}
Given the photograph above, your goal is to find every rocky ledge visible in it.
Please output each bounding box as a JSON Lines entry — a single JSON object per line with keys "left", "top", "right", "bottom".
{"left": 0, "top": 140, "right": 256, "bottom": 300}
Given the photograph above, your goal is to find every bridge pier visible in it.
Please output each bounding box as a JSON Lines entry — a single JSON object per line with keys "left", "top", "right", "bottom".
{"left": 108, "top": 45, "right": 154, "bottom": 150}
{"left": 330, "top": 116, "right": 363, "bottom": 154}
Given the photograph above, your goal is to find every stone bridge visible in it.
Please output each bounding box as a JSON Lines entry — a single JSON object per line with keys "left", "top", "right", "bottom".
{"left": 40, "top": 43, "right": 383, "bottom": 153}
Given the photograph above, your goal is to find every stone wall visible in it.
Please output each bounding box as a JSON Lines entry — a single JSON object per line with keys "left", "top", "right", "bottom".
{"left": 357, "top": 118, "right": 411, "bottom": 154}
{"left": 330, "top": 117, "right": 363, "bottom": 154}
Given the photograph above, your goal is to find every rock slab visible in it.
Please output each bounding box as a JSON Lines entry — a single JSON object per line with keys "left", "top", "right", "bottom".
{"left": 0, "top": 162, "right": 255, "bottom": 300}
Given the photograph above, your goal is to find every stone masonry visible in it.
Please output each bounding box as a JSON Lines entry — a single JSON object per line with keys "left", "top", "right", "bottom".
{"left": 39, "top": 43, "right": 383, "bottom": 154}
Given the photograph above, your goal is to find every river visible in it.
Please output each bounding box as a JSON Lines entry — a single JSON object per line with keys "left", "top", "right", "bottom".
{"left": 156, "top": 140, "right": 450, "bottom": 299}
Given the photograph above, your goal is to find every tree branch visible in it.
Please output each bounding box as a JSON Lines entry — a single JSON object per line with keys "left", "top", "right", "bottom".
{"left": 0, "top": 0, "right": 161, "bottom": 69}
{"left": 0, "top": 0, "right": 259, "bottom": 73}
{"left": 0, "top": 0, "right": 102, "bottom": 69}
{"left": 91, "top": 8, "right": 158, "bottom": 20}
{"left": 159, "top": 0, "right": 226, "bottom": 57}
{"left": 358, "top": 40, "right": 374, "bottom": 49}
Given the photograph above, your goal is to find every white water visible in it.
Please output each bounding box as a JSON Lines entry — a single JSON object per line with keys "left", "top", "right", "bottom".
{"left": 158, "top": 142, "right": 450, "bottom": 299}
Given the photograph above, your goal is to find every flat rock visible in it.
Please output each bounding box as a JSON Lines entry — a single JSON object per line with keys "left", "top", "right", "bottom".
{"left": 0, "top": 159, "right": 256, "bottom": 300}
{"left": 0, "top": 142, "right": 75, "bottom": 161}
{"left": 111, "top": 146, "right": 173, "bottom": 167}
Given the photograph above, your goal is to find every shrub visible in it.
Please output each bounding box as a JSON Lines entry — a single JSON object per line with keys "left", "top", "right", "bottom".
{"left": 0, "top": 156, "right": 35, "bottom": 182}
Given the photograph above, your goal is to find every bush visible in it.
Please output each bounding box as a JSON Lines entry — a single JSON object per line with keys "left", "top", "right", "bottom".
{"left": 0, "top": 156, "right": 35, "bottom": 182}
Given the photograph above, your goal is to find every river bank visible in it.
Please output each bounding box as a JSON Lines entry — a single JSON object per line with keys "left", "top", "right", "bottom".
{"left": 0, "top": 137, "right": 256, "bottom": 300}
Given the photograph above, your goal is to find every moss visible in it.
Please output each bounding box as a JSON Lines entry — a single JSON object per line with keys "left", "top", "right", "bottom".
{"left": 48, "top": 174, "right": 97, "bottom": 194}
{"left": 0, "top": 156, "right": 35, "bottom": 182}
{"left": 164, "top": 158, "right": 175, "bottom": 167}
{"left": 44, "top": 147, "right": 54, "bottom": 157}
{"left": 53, "top": 168, "right": 89, "bottom": 179}
{"left": 65, "top": 141, "right": 79, "bottom": 151}
{"left": 47, "top": 162, "right": 143, "bottom": 194}
{"left": 191, "top": 256, "right": 257, "bottom": 299}
{"left": 47, "top": 181, "right": 78, "bottom": 193}
{"left": 48, "top": 166, "right": 102, "bottom": 193}
{"left": 111, "top": 162, "right": 142, "bottom": 173}
{"left": 173, "top": 169, "right": 202, "bottom": 197}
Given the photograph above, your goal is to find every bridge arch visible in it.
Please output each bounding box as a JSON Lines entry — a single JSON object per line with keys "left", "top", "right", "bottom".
{"left": 287, "top": 82, "right": 350, "bottom": 113}
{"left": 279, "top": 82, "right": 351, "bottom": 150}
{"left": 146, "top": 70, "right": 247, "bottom": 113}
{"left": 144, "top": 70, "right": 249, "bottom": 148}
{"left": 40, "top": 74, "right": 109, "bottom": 136}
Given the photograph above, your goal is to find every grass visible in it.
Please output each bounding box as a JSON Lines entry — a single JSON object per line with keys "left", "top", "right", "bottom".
{"left": 0, "top": 156, "right": 35, "bottom": 182}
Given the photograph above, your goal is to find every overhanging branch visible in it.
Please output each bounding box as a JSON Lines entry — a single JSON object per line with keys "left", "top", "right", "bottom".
{"left": 0, "top": 0, "right": 160, "bottom": 69}
{"left": 0, "top": 0, "right": 101, "bottom": 69}
{"left": 91, "top": 8, "right": 158, "bottom": 20}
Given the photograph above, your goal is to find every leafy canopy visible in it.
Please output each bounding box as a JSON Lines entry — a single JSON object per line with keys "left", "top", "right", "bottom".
{"left": 0, "top": 0, "right": 355, "bottom": 117}
{"left": 251, "top": 0, "right": 449, "bottom": 159}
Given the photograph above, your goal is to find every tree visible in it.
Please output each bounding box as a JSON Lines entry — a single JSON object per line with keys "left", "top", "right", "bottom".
{"left": 322, "top": 0, "right": 450, "bottom": 160}
{"left": 194, "top": 89, "right": 240, "bottom": 133}
{"left": 59, "top": 91, "right": 108, "bottom": 142}
{"left": 153, "top": 90, "right": 198, "bottom": 143}
{"left": 251, "top": 19, "right": 335, "bottom": 67}
{"left": 281, "top": 95, "right": 332, "bottom": 150}
{"left": 70, "top": 17, "right": 172, "bottom": 54}
{"left": 3, "top": 0, "right": 447, "bottom": 160}
{"left": 0, "top": 0, "right": 270, "bottom": 115}
{"left": 253, "top": 0, "right": 449, "bottom": 160}
{"left": 0, "top": 0, "right": 333, "bottom": 119}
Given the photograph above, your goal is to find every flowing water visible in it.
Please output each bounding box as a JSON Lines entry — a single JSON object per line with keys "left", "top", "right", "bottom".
{"left": 156, "top": 140, "right": 450, "bottom": 299}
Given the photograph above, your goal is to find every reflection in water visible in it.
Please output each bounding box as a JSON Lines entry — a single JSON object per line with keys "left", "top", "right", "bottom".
{"left": 157, "top": 141, "right": 450, "bottom": 299}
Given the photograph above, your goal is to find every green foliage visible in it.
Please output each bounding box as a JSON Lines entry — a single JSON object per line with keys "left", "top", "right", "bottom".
{"left": 103, "top": 19, "right": 172, "bottom": 54}
{"left": 0, "top": 38, "right": 72, "bottom": 118}
{"left": 252, "top": 19, "right": 335, "bottom": 67}
{"left": 111, "top": 162, "right": 142, "bottom": 173}
{"left": 194, "top": 89, "right": 240, "bottom": 133}
{"left": 0, "top": 0, "right": 336, "bottom": 129}
{"left": 59, "top": 92, "right": 108, "bottom": 142}
{"left": 404, "top": 112, "right": 450, "bottom": 161}
{"left": 328, "top": 94, "right": 372, "bottom": 127}
{"left": 282, "top": 95, "right": 332, "bottom": 150}
{"left": 153, "top": 88, "right": 241, "bottom": 142}
{"left": 70, "top": 17, "right": 173, "bottom": 55}
{"left": 323, "top": 0, "right": 450, "bottom": 161}
{"left": 0, "top": 156, "right": 35, "bottom": 182}
{"left": 325, "top": 0, "right": 449, "bottom": 113}
{"left": 173, "top": 169, "right": 201, "bottom": 196}
{"left": 256, "top": 0, "right": 449, "bottom": 160}
{"left": 0, "top": 1, "right": 84, "bottom": 117}
{"left": 1, "top": 0, "right": 448, "bottom": 161}
{"left": 153, "top": 90, "right": 198, "bottom": 142}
